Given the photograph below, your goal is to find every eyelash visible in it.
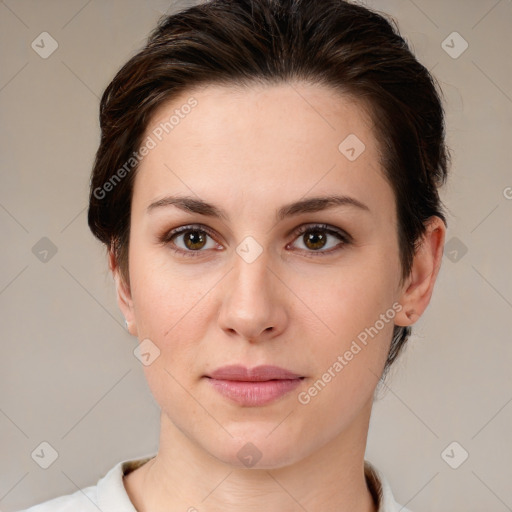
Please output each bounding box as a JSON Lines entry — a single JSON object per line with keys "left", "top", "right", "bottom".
{"left": 159, "top": 223, "right": 351, "bottom": 258}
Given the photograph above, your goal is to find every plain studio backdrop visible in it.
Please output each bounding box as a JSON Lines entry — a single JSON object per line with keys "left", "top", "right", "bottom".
{"left": 0, "top": 1, "right": 511, "bottom": 511}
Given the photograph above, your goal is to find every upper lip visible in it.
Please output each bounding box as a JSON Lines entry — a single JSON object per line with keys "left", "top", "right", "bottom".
{"left": 206, "top": 365, "right": 303, "bottom": 381}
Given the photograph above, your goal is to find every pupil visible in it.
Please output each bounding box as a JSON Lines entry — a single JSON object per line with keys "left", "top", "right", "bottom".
{"left": 305, "top": 230, "right": 326, "bottom": 250}
{"left": 186, "top": 231, "right": 206, "bottom": 250}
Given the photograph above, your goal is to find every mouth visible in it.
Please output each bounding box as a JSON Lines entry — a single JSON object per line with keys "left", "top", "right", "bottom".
{"left": 205, "top": 364, "right": 304, "bottom": 381}
{"left": 204, "top": 365, "right": 305, "bottom": 406}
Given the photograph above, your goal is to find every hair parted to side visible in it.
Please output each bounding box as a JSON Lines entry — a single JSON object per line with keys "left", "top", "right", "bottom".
{"left": 88, "top": 0, "right": 451, "bottom": 380}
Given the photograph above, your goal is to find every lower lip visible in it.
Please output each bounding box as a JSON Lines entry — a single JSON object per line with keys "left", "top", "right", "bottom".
{"left": 206, "top": 378, "right": 303, "bottom": 406}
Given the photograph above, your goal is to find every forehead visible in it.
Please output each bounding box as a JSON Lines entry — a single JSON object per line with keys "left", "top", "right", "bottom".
{"left": 145, "top": 81, "right": 377, "bottom": 154}
{"left": 133, "top": 81, "right": 393, "bottom": 222}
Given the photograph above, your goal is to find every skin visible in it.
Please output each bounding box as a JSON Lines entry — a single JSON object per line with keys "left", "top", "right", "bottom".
{"left": 111, "top": 82, "right": 445, "bottom": 512}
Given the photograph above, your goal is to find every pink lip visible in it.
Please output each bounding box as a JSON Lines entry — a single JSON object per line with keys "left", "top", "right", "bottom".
{"left": 207, "top": 364, "right": 303, "bottom": 381}
{"left": 205, "top": 365, "right": 304, "bottom": 406}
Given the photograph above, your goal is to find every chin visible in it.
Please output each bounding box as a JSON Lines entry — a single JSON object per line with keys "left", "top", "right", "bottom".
{"left": 204, "top": 430, "right": 306, "bottom": 470}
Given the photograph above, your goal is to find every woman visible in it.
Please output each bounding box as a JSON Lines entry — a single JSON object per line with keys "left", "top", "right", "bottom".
{"left": 21, "top": 0, "right": 449, "bottom": 510}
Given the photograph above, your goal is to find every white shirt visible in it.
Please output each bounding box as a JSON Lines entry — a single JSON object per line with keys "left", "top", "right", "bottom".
{"left": 18, "top": 455, "right": 412, "bottom": 512}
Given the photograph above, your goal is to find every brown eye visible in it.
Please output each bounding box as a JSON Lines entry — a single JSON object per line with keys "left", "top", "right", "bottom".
{"left": 289, "top": 224, "right": 350, "bottom": 255}
{"left": 162, "top": 225, "right": 220, "bottom": 257}
{"left": 303, "top": 229, "right": 328, "bottom": 250}
{"left": 181, "top": 230, "right": 208, "bottom": 250}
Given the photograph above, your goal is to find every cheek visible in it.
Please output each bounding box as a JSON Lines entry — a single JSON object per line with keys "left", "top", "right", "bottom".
{"left": 312, "top": 250, "right": 398, "bottom": 335}
{"left": 299, "top": 281, "right": 396, "bottom": 419}
{"left": 302, "top": 250, "right": 399, "bottom": 385}
{"left": 129, "top": 260, "right": 213, "bottom": 410}
{"left": 128, "top": 245, "right": 225, "bottom": 375}
{"left": 129, "top": 242, "right": 208, "bottom": 333}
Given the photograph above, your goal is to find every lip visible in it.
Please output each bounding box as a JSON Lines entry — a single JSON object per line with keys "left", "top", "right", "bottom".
{"left": 207, "top": 364, "right": 303, "bottom": 381}
{"left": 205, "top": 365, "right": 304, "bottom": 406}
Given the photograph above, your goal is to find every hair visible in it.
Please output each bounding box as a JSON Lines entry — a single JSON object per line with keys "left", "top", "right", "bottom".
{"left": 87, "top": 0, "right": 451, "bottom": 380}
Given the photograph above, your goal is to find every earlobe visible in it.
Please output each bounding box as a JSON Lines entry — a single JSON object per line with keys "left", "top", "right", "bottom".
{"left": 394, "top": 216, "right": 446, "bottom": 327}
{"left": 109, "top": 250, "right": 138, "bottom": 336}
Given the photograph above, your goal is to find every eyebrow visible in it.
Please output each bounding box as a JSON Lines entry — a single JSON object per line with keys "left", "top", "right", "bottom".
{"left": 146, "top": 194, "right": 371, "bottom": 221}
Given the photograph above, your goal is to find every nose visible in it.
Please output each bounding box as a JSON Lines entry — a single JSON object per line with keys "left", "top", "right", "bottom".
{"left": 217, "top": 249, "right": 288, "bottom": 342}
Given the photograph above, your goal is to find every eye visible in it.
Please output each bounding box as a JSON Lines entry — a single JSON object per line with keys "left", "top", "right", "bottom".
{"left": 159, "top": 223, "right": 351, "bottom": 258}
{"left": 160, "top": 225, "right": 221, "bottom": 257}
{"left": 287, "top": 223, "right": 351, "bottom": 256}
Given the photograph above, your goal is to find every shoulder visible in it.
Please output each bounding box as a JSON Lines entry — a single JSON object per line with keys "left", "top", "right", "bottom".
{"left": 16, "top": 454, "right": 156, "bottom": 512}
{"left": 16, "top": 484, "right": 98, "bottom": 512}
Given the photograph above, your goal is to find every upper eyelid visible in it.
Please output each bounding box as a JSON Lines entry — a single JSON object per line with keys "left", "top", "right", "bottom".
{"left": 291, "top": 223, "right": 349, "bottom": 238}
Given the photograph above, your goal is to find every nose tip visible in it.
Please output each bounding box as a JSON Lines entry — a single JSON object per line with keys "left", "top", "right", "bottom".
{"left": 217, "top": 255, "right": 286, "bottom": 342}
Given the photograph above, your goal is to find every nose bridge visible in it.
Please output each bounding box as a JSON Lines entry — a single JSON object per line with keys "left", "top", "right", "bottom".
{"left": 230, "top": 245, "right": 274, "bottom": 307}
{"left": 218, "top": 242, "right": 285, "bottom": 339}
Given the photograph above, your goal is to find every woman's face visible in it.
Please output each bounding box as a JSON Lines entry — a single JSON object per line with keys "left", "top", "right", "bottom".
{"left": 118, "top": 82, "right": 412, "bottom": 468}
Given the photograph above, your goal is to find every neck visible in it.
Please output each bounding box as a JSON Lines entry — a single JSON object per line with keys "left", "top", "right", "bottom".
{"left": 124, "top": 403, "right": 377, "bottom": 512}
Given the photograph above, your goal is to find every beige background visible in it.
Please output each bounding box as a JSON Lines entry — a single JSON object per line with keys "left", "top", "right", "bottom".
{"left": 1, "top": 0, "right": 511, "bottom": 510}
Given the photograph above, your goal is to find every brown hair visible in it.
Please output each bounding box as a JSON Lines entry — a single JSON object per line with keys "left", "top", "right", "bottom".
{"left": 88, "top": 0, "right": 451, "bottom": 378}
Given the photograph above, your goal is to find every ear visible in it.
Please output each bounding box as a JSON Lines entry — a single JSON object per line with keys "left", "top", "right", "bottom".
{"left": 109, "top": 249, "right": 138, "bottom": 337}
{"left": 394, "top": 216, "right": 446, "bottom": 327}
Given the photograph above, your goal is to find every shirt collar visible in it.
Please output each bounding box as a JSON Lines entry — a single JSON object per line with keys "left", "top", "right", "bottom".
{"left": 97, "top": 455, "right": 410, "bottom": 512}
